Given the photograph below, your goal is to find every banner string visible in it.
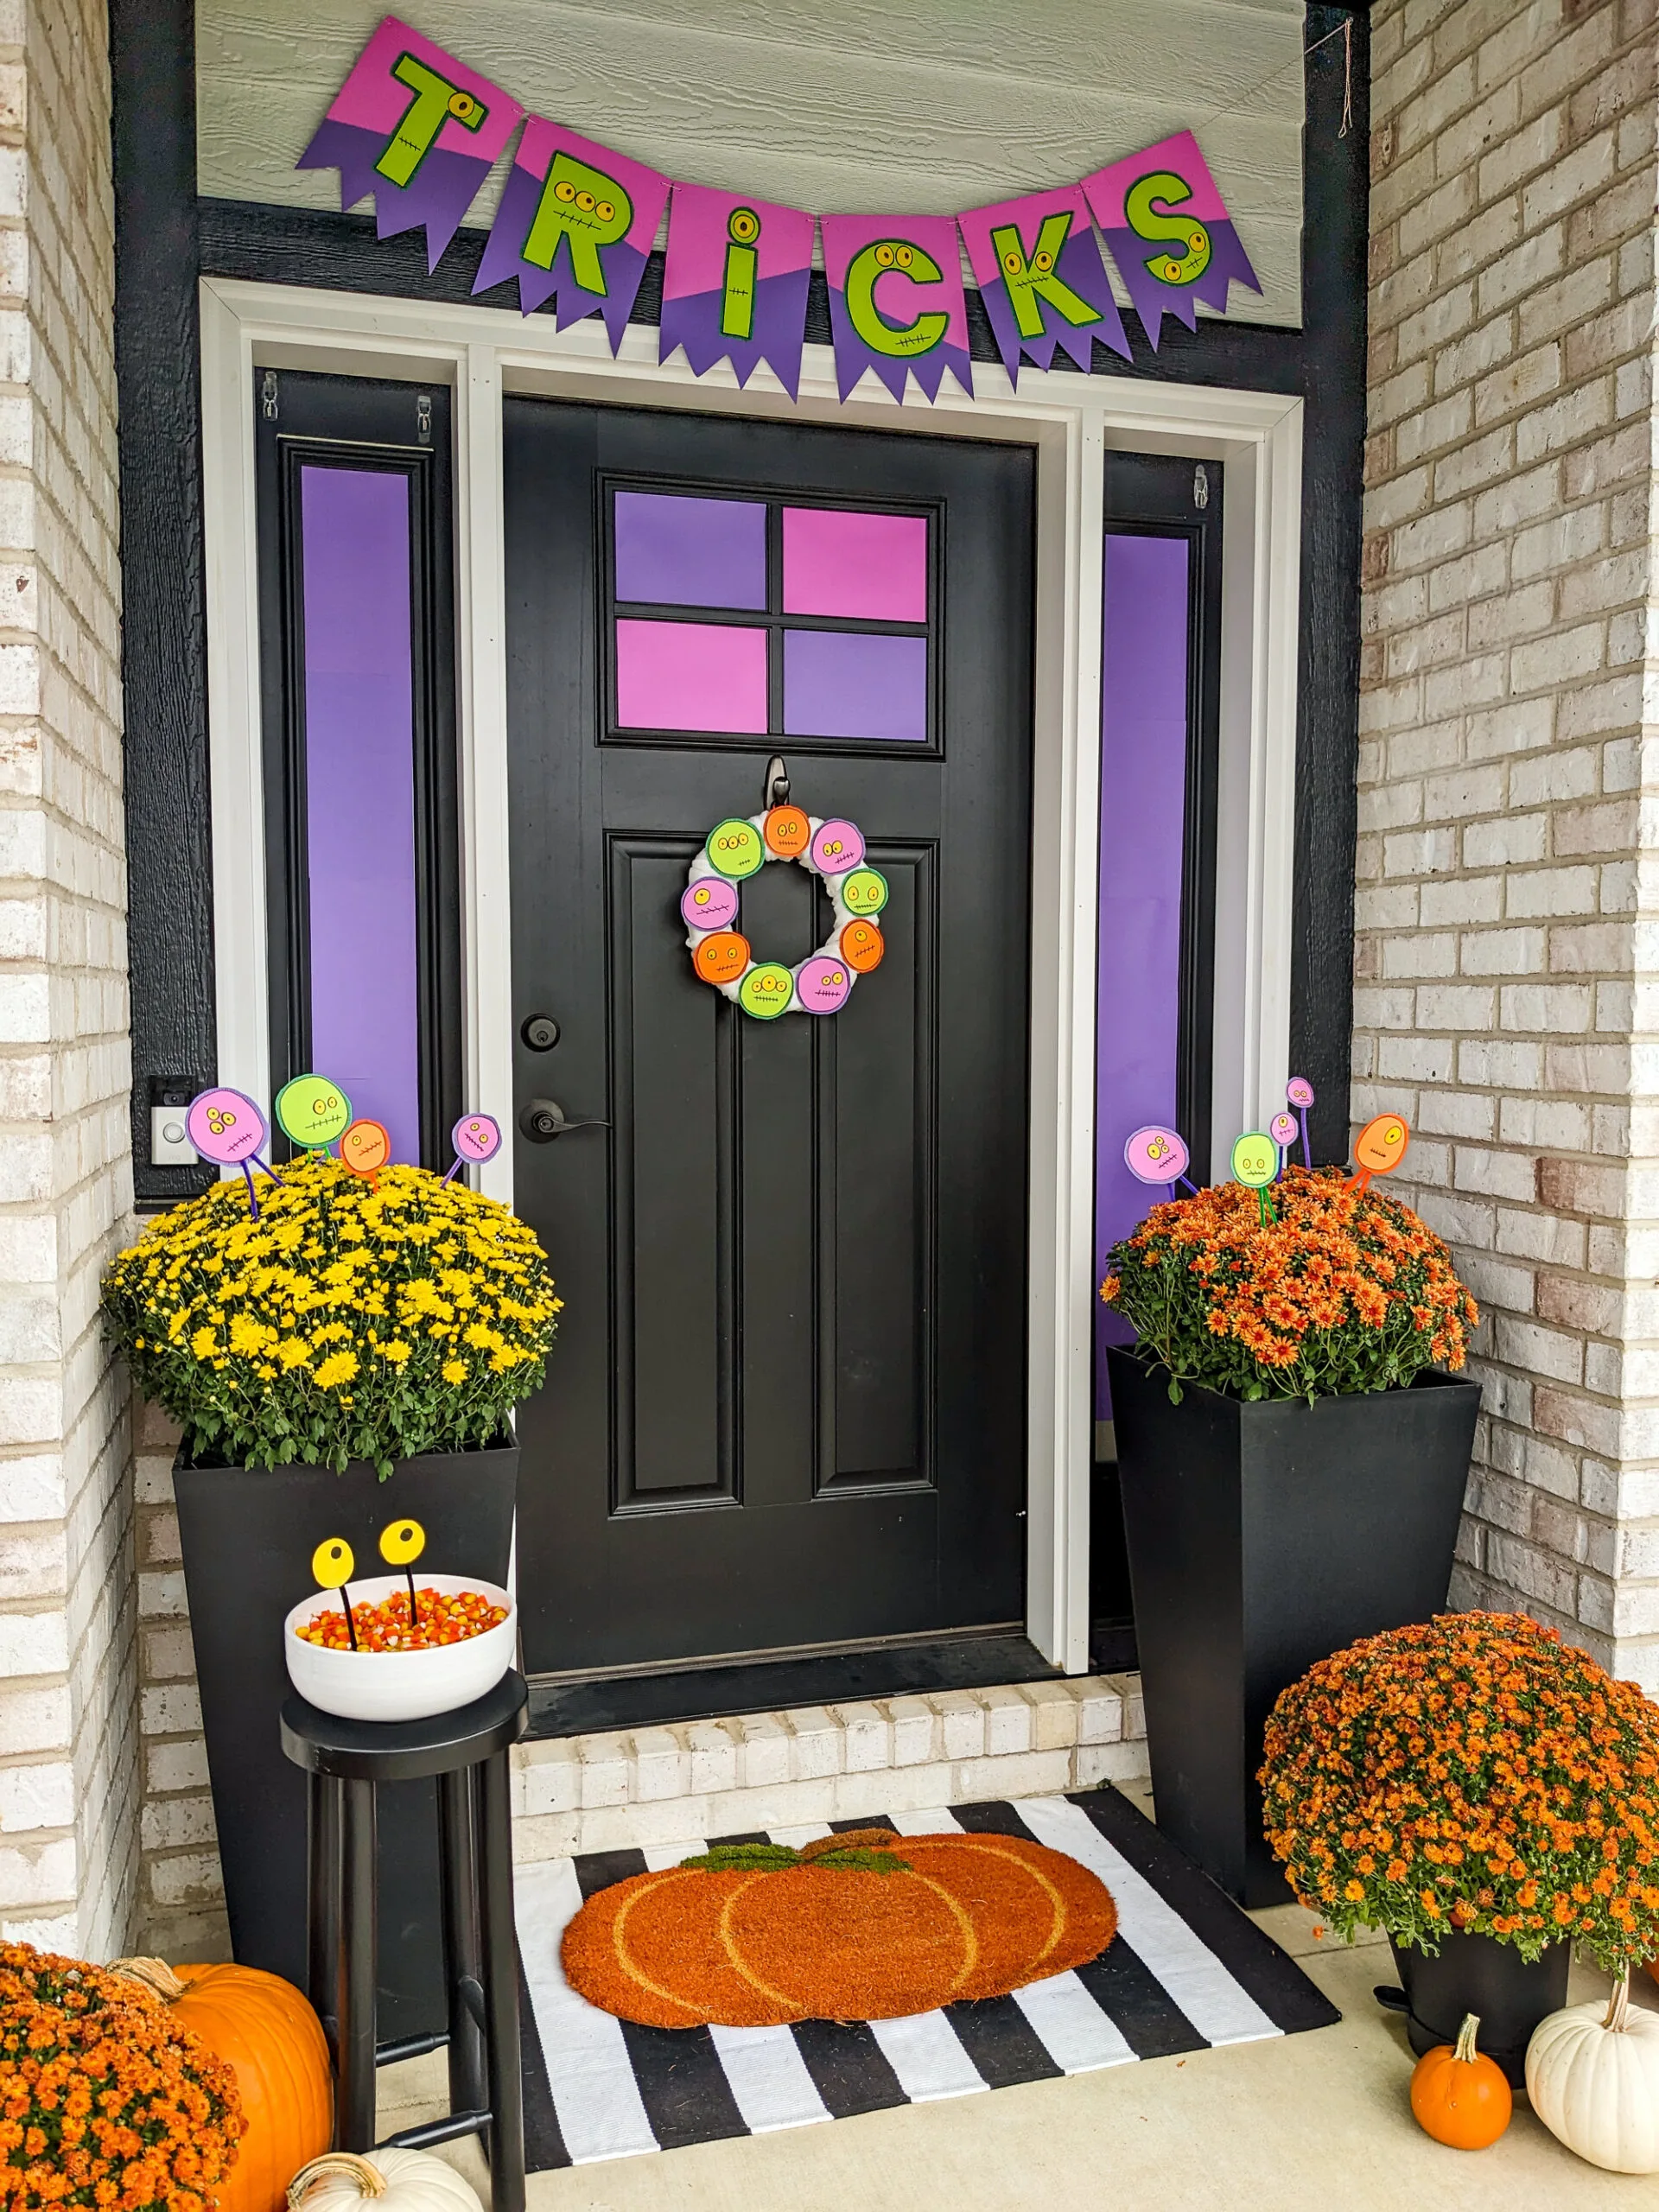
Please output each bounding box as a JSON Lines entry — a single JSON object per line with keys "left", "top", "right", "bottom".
{"left": 1190, "top": 15, "right": 1356, "bottom": 143}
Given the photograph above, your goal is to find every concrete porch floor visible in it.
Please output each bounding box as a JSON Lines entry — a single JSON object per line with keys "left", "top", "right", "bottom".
{"left": 379, "top": 1782, "right": 1647, "bottom": 2211}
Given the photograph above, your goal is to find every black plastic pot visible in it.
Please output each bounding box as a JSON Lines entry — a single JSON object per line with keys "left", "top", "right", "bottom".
{"left": 174, "top": 1440, "right": 517, "bottom": 2040}
{"left": 1107, "top": 1347, "right": 1479, "bottom": 1907}
{"left": 1382, "top": 1931, "right": 1570, "bottom": 2088}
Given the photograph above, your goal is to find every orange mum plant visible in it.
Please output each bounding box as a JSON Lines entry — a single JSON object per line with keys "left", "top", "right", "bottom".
{"left": 1098, "top": 1164, "right": 1477, "bottom": 1402}
{"left": 0, "top": 1942, "right": 244, "bottom": 2212}
{"left": 1258, "top": 1613, "right": 1659, "bottom": 1973}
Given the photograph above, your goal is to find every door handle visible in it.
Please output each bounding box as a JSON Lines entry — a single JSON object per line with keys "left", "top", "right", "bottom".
{"left": 519, "top": 1098, "right": 608, "bottom": 1143}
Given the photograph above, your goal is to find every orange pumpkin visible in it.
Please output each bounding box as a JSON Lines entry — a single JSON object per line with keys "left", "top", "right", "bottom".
{"left": 114, "top": 1957, "right": 333, "bottom": 2212}
{"left": 563, "top": 1828, "right": 1116, "bottom": 2027}
{"left": 1409, "top": 2012, "right": 1512, "bottom": 2150}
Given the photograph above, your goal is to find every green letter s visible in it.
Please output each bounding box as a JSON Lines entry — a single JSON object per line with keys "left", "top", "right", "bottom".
{"left": 1122, "top": 171, "right": 1211, "bottom": 287}
{"left": 988, "top": 211, "right": 1102, "bottom": 340}
{"left": 522, "top": 150, "right": 634, "bottom": 290}
{"left": 844, "top": 239, "right": 949, "bottom": 359}
{"left": 374, "top": 53, "right": 487, "bottom": 190}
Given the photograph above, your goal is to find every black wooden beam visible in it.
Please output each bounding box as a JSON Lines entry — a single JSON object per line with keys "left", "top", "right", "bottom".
{"left": 111, "top": 0, "right": 217, "bottom": 1205}
{"left": 1291, "top": 4, "right": 1370, "bottom": 1162}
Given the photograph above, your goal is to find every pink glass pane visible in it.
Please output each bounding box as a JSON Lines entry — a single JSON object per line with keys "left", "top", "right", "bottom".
{"left": 614, "top": 619, "right": 769, "bottom": 734}
{"left": 783, "top": 630, "right": 927, "bottom": 742}
{"left": 613, "top": 491, "right": 766, "bottom": 609}
{"left": 782, "top": 508, "right": 928, "bottom": 622}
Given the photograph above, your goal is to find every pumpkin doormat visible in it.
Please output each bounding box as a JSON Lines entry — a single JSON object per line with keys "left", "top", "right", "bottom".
{"left": 562, "top": 1826, "right": 1119, "bottom": 2026}
{"left": 512, "top": 1789, "right": 1341, "bottom": 2169}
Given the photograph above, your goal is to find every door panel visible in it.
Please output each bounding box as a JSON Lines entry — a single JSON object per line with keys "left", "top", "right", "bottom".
{"left": 505, "top": 401, "right": 1034, "bottom": 1674}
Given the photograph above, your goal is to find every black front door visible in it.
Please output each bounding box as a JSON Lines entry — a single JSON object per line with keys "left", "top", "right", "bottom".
{"left": 505, "top": 401, "right": 1034, "bottom": 1674}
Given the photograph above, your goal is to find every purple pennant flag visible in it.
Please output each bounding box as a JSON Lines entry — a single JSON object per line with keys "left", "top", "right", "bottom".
{"left": 473, "top": 118, "right": 669, "bottom": 340}
{"left": 1082, "top": 130, "right": 1262, "bottom": 351}
{"left": 958, "top": 185, "right": 1130, "bottom": 382}
{"left": 820, "top": 214, "right": 972, "bottom": 404}
{"left": 660, "top": 184, "right": 815, "bottom": 398}
{"left": 296, "top": 16, "right": 523, "bottom": 273}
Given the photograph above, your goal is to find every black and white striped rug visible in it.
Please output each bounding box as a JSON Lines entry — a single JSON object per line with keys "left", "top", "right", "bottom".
{"left": 512, "top": 1788, "right": 1339, "bottom": 2168}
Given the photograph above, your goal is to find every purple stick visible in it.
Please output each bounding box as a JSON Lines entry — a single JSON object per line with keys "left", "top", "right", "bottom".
{"left": 240, "top": 1160, "right": 259, "bottom": 1220}
{"left": 441, "top": 1157, "right": 462, "bottom": 1185}
{"left": 1299, "top": 1108, "right": 1311, "bottom": 1170}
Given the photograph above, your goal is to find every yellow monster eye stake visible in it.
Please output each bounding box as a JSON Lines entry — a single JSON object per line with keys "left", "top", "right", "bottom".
{"left": 379, "top": 1517, "right": 427, "bottom": 1630}
{"left": 312, "top": 1536, "right": 358, "bottom": 1650}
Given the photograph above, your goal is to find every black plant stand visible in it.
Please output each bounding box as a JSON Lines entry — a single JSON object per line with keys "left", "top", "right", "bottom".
{"left": 280, "top": 1672, "right": 529, "bottom": 2212}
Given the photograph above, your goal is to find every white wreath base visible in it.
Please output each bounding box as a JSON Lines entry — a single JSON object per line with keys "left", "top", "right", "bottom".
{"left": 683, "top": 812, "right": 877, "bottom": 1015}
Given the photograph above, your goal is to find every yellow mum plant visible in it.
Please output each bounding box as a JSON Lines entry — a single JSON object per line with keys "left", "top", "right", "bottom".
{"left": 101, "top": 1156, "right": 562, "bottom": 1476}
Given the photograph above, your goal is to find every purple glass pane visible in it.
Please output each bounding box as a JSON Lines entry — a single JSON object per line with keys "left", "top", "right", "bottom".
{"left": 615, "top": 618, "right": 769, "bottom": 733}
{"left": 300, "top": 466, "right": 421, "bottom": 1166}
{"left": 613, "top": 491, "right": 767, "bottom": 610}
{"left": 1096, "top": 532, "right": 1190, "bottom": 1419}
{"left": 783, "top": 507, "right": 927, "bottom": 622}
{"left": 782, "top": 630, "right": 928, "bottom": 742}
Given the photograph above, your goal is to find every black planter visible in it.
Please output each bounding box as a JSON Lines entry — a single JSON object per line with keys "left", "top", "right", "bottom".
{"left": 1385, "top": 1931, "right": 1570, "bottom": 2088}
{"left": 174, "top": 1440, "right": 518, "bottom": 2039}
{"left": 1107, "top": 1346, "right": 1479, "bottom": 1906}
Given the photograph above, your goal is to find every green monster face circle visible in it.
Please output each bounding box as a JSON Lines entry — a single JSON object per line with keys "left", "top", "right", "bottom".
{"left": 1230, "top": 1132, "right": 1277, "bottom": 1188}
{"left": 708, "top": 818, "right": 765, "bottom": 880}
{"left": 276, "top": 1073, "right": 352, "bottom": 1150}
{"left": 738, "top": 963, "right": 794, "bottom": 1020}
{"left": 841, "top": 868, "right": 889, "bottom": 917}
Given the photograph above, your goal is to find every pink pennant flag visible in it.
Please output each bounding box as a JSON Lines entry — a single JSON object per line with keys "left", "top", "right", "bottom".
{"left": 1082, "top": 131, "right": 1262, "bottom": 349}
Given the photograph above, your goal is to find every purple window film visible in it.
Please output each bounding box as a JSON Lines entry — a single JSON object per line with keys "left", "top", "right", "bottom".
{"left": 782, "top": 630, "right": 928, "bottom": 742}
{"left": 1096, "top": 532, "right": 1191, "bottom": 1421}
{"left": 300, "top": 466, "right": 422, "bottom": 1166}
{"left": 613, "top": 490, "right": 768, "bottom": 610}
{"left": 782, "top": 507, "right": 928, "bottom": 622}
{"left": 615, "top": 618, "right": 769, "bottom": 733}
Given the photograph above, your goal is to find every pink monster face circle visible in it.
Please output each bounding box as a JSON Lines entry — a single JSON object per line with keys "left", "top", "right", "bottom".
{"left": 810, "top": 820, "right": 866, "bottom": 875}
{"left": 681, "top": 877, "right": 740, "bottom": 932}
{"left": 452, "top": 1113, "right": 501, "bottom": 1165}
{"left": 796, "top": 956, "right": 852, "bottom": 1014}
{"left": 187, "top": 1087, "right": 266, "bottom": 1165}
{"left": 1270, "top": 1113, "right": 1298, "bottom": 1147}
{"left": 1287, "top": 1077, "right": 1315, "bottom": 1109}
{"left": 1124, "top": 1125, "right": 1190, "bottom": 1185}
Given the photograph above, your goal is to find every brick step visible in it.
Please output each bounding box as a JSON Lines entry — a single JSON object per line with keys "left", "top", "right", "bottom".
{"left": 510, "top": 1673, "right": 1147, "bottom": 1861}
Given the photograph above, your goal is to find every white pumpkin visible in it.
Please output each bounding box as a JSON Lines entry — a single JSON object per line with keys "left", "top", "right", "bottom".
{"left": 1526, "top": 1969, "right": 1659, "bottom": 2174}
{"left": 288, "top": 2151, "right": 484, "bottom": 2212}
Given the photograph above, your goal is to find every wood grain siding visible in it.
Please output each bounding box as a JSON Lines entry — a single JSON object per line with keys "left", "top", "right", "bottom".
{"left": 194, "top": 0, "right": 1306, "bottom": 329}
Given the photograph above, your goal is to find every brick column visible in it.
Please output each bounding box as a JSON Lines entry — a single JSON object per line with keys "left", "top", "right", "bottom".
{"left": 1358, "top": 0, "right": 1659, "bottom": 1685}
{"left": 0, "top": 0, "right": 137, "bottom": 1955}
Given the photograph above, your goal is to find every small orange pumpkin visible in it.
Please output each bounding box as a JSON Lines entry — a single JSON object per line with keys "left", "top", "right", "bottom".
{"left": 1409, "top": 2012, "right": 1512, "bottom": 2149}
{"left": 563, "top": 1828, "right": 1116, "bottom": 2027}
{"left": 114, "top": 1956, "right": 333, "bottom": 2212}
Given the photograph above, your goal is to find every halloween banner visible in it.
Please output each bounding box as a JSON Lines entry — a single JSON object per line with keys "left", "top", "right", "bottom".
{"left": 957, "top": 185, "right": 1131, "bottom": 381}
{"left": 1081, "top": 130, "right": 1262, "bottom": 350}
{"left": 820, "top": 214, "right": 972, "bottom": 404}
{"left": 660, "top": 185, "right": 816, "bottom": 398}
{"left": 302, "top": 22, "right": 1266, "bottom": 389}
{"left": 473, "top": 118, "right": 670, "bottom": 339}
{"left": 297, "top": 16, "right": 523, "bottom": 271}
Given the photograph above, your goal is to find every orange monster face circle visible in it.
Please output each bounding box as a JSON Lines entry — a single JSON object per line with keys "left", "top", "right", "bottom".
{"left": 693, "top": 931, "right": 752, "bottom": 986}
{"left": 763, "top": 804, "right": 810, "bottom": 858}
{"left": 841, "top": 919, "right": 885, "bottom": 974}
{"left": 1354, "top": 1113, "right": 1409, "bottom": 1175}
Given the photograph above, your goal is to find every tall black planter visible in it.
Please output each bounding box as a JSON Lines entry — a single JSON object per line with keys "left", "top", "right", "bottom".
{"left": 1386, "top": 1932, "right": 1570, "bottom": 2088}
{"left": 174, "top": 1441, "right": 517, "bottom": 2040}
{"left": 1107, "top": 1348, "right": 1479, "bottom": 1907}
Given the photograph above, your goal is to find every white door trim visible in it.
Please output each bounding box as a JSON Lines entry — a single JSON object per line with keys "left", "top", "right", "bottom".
{"left": 198, "top": 273, "right": 1304, "bottom": 1675}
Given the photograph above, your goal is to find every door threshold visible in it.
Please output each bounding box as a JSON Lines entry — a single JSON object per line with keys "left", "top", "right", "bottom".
{"left": 526, "top": 1628, "right": 1061, "bottom": 1739}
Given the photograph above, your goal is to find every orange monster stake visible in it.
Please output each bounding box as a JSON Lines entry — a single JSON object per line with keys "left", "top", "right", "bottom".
{"left": 1346, "top": 1110, "right": 1408, "bottom": 1194}
{"left": 1409, "top": 2013, "right": 1512, "bottom": 2149}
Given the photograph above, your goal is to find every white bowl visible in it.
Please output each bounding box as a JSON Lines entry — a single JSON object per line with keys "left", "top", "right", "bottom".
{"left": 283, "top": 1571, "right": 517, "bottom": 1722}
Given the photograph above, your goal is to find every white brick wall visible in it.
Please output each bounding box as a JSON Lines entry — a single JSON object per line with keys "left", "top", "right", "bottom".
{"left": 0, "top": 0, "right": 135, "bottom": 1956}
{"left": 1359, "top": 0, "right": 1659, "bottom": 1687}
